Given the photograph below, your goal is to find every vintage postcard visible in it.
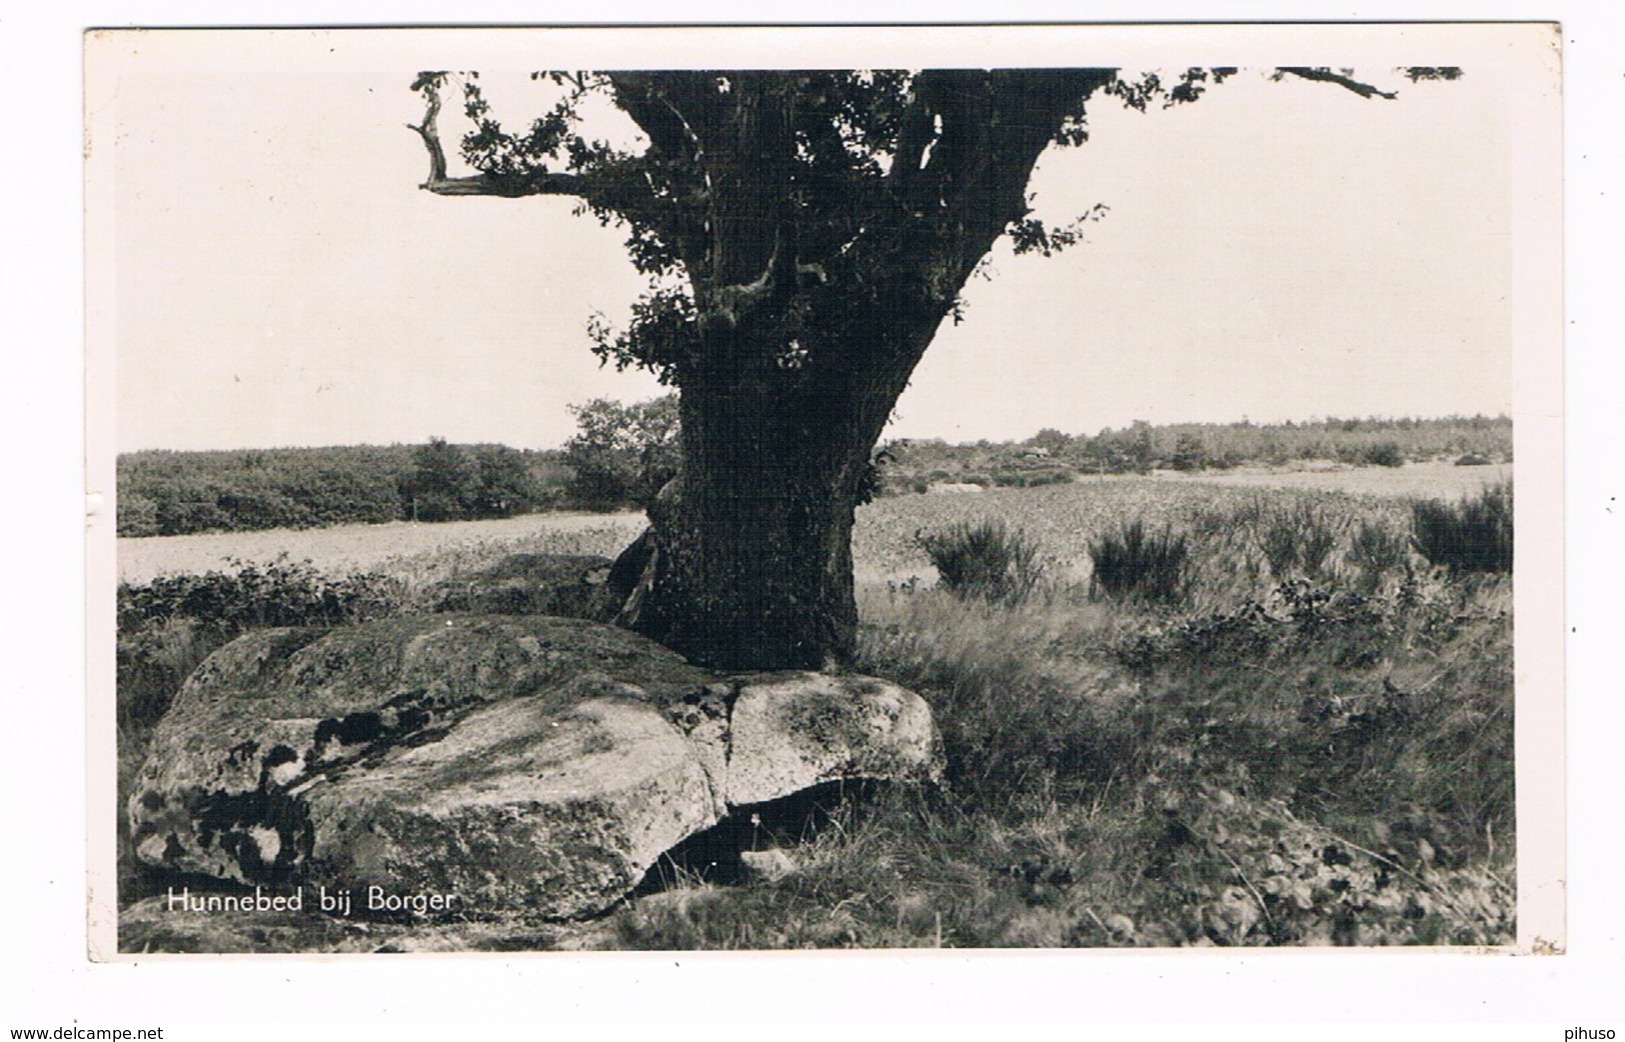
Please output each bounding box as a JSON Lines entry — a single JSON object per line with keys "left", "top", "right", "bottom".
{"left": 84, "top": 23, "right": 1563, "bottom": 958}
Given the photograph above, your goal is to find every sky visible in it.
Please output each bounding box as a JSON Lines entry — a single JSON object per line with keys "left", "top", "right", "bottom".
{"left": 93, "top": 28, "right": 1532, "bottom": 453}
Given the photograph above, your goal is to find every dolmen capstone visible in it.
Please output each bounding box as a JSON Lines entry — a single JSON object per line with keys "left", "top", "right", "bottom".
{"left": 128, "top": 613, "right": 942, "bottom": 922}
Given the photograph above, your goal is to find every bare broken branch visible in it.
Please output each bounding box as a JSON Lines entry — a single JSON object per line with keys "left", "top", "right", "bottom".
{"left": 1277, "top": 67, "right": 1399, "bottom": 100}
{"left": 405, "top": 76, "right": 449, "bottom": 184}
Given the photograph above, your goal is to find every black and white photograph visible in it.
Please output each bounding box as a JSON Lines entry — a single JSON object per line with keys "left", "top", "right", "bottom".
{"left": 82, "top": 24, "right": 1563, "bottom": 960}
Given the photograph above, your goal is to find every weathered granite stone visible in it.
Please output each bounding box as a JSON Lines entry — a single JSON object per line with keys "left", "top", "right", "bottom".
{"left": 427, "top": 553, "right": 619, "bottom": 620}
{"left": 127, "top": 613, "right": 942, "bottom": 934}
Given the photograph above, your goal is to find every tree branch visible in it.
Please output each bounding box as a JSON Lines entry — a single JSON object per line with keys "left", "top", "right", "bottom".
{"left": 404, "top": 91, "right": 449, "bottom": 184}
{"left": 408, "top": 75, "right": 596, "bottom": 199}
{"left": 889, "top": 76, "right": 938, "bottom": 195}
{"left": 1276, "top": 67, "right": 1398, "bottom": 100}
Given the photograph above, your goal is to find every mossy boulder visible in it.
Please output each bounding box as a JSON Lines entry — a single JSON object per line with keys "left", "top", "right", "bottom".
{"left": 127, "top": 614, "right": 941, "bottom": 940}
{"left": 427, "top": 553, "right": 619, "bottom": 620}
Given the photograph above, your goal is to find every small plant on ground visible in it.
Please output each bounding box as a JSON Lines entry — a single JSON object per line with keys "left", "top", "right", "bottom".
{"left": 1088, "top": 520, "right": 1189, "bottom": 603}
{"left": 916, "top": 520, "right": 1046, "bottom": 605}
{"left": 1411, "top": 481, "right": 1513, "bottom": 574}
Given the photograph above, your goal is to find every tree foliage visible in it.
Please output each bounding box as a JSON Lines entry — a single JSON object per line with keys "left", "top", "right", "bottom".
{"left": 561, "top": 395, "right": 680, "bottom": 508}
{"left": 404, "top": 436, "right": 482, "bottom": 521}
{"left": 470, "top": 443, "right": 543, "bottom": 517}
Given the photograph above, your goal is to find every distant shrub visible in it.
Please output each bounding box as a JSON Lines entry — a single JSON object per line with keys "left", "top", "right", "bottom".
{"left": 118, "top": 442, "right": 561, "bottom": 536}
{"left": 1454, "top": 453, "right": 1492, "bottom": 467}
{"left": 962, "top": 473, "right": 991, "bottom": 487}
{"left": 561, "top": 395, "right": 681, "bottom": 509}
{"left": 1259, "top": 502, "right": 1344, "bottom": 579}
{"left": 1088, "top": 520, "right": 1189, "bottom": 603}
{"left": 1169, "top": 433, "right": 1207, "bottom": 472}
{"left": 1363, "top": 441, "right": 1406, "bottom": 468}
{"left": 404, "top": 437, "right": 482, "bottom": 521}
{"left": 469, "top": 444, "right": 543, "bottom": 518}
{"left": 1411, "top": 481, "right": 1513, "bottom": 573}
{"left": 917, "top": 520, "right": 1045, "bottom": 605}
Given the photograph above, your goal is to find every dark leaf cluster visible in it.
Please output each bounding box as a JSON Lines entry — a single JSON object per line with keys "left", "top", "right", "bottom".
{"left": 1007, "top": 203, "right": 1110, "bottom": 257}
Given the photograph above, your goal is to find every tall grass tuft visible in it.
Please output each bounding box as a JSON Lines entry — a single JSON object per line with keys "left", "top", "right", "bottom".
{"left": 1088, "top": 520, "right": 1189, "bottom": 603}
{"left": 1346, "top": 519, "right": 1412, "bottom": 593}
{"left": 1411, "top": 481, "right": 1513, "bottom": 573}
{"left": 1259, "top": 502, "right": 1345, "bottom": 579}
{"left": 916, "top": 520, "right": 1045, "bottom": 605}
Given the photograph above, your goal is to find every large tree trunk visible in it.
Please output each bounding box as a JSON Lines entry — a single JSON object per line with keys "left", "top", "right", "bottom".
{"left": 617, "top": 342, "right": 898, "bottom": 671}
{"left": 602, "top": 70, "right": 1111, "bottom": 670}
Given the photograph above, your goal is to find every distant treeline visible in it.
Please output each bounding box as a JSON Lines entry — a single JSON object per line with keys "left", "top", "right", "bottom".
{"left": 878, "top": 414, "right": 1512, "bottom": 494}
{"left": 118, "top": 441, "right": 574, "bottom": 537}
{"left": 120, "top": 414, "right": 1513, "bottom": 537}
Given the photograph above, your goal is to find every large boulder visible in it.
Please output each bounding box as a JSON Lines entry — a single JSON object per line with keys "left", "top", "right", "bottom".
{"left": 427, "top": 553, "right": 619, "bottom": 620}
{"left": 128, "top": 614, "right": 942, "bottom": 926}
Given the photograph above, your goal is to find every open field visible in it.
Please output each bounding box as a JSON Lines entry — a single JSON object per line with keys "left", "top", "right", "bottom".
{"left": 114, "top": 461, "right": 1515, "bottom": 948}
{"left": 117, "top": 460, "right": 1509, "bottom": 586}
{"left": 853, "top": 461, "right": 1510, "bottom": 584}
{"left": 116, "top": 509, "right": 648, "bottom": 585}
{"left": 1153, "top": 459, "right": 1511, "bottom": 497}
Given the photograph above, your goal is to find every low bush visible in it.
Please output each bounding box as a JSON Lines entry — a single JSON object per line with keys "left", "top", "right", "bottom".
{"left": 1088, "top": 520, "right": 1189, "bottom": 603}
{"left": 1363, "top": 441, "right": 1406, "bottom": 468}
{"left": 119, "top": 557, "right": 403, "bottom": 633}
{"left": 916, "top": 520, "right": 1045, "bottom": 605}
{"left": 1411, "top": 481, "right": 1513, "bottom": 574}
